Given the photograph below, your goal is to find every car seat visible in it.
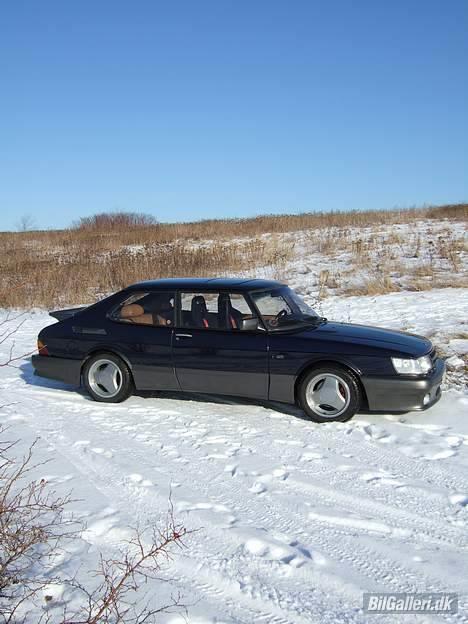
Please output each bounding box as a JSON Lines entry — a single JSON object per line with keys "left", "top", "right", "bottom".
{"left": 120, "top": 303, "right": 145, "bottom": 319}
{"left": 191, "top": 296, "right": 210, "bottom": 328}
{"left": 217, "top": 293, "right": 243, "bottom": 330}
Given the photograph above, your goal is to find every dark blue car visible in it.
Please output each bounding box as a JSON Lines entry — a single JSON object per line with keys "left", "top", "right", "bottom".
{"left": 32, "top": 278, "right": 445, "bottom": 423}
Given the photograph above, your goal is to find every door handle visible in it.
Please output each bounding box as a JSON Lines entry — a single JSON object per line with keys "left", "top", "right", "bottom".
{"left": 175, "top": 333, "right": 193, "bottom": 340}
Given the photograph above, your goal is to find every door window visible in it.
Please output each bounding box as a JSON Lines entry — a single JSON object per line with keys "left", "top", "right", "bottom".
{"left": 109, "top": 291, "right": 175, "bottom": 327}
{"left": 180, "top": 292, "right": 259, "bottom": 331}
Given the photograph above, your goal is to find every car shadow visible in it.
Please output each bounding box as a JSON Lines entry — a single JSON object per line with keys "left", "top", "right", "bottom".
{"left": 136, "top": 389, "right": 309, "bottom": 420}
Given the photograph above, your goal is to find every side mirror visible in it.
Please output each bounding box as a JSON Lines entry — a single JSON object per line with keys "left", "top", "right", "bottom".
{"left": 241, "top": 317, "right": 259, "bottom": 331}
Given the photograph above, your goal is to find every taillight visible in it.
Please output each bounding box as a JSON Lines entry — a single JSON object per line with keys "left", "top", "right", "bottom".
{"left": 37, "top": 339, "right": 49, "bottom": 356}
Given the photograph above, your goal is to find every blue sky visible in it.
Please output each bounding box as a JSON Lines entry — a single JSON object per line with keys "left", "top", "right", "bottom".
{"left": 1, "top": 1, "right": 467, "bottom": 230}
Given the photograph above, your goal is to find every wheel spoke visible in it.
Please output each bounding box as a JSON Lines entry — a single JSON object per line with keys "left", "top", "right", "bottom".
{"left": 88, "top": 359, "right": 123, "bottom": 398}
{"left": 318, "top": 377, "right": 346, "bottom": 410}
{"left": 306, "top": 373, "right": 351, "bottom": 418}
{"left": 96, "top": 364, "right": 119, "bottom": 394}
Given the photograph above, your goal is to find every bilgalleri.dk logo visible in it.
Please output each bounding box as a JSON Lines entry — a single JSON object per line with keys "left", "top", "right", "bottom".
{"left": 363, "top": 593, "right": 458, "bottom": 614}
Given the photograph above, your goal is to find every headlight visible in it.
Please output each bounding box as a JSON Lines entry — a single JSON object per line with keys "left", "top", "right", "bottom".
{"left": 391, "top": 355, "right": 432, "bottom": 375}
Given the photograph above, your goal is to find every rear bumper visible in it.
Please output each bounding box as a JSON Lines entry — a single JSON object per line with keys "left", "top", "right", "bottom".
{"left": 361, "top": 358, "right": 445, "bottom": 412}
{"left": 31, "top": 355, "right": 82, "bottom": 386}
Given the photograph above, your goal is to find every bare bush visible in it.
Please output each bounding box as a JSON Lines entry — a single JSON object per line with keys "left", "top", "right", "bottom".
{"left": 0, "top": 432, "right": 75, "bottom": 624}
{"left": 0, "top": 430, "right": 187, "bottom": 623}
{"left": 73, "top": 213, "right": 158, "bottom": 231}
{"left": 426, "top": 203, "right": 468, "bottom": 220}
{"left": 16, "top": 216, "right": 36, "bottom": 233}
{"left": 0, "top": 313, "right": 33, "bottom": 368}
{"left": 62, "top": 517, "right": 187, "bottom": 624}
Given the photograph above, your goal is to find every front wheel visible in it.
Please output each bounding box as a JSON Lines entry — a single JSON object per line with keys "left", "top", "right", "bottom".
{"left": 298, "top": 366, "right": 362, "bottom": 423}
{"left": 83, "top": 353, "right": 133, "bottom": 403}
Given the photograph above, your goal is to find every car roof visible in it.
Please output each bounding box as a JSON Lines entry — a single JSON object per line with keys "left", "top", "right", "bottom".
{"left": 127, "top": 277, "right": 285, "bottom": 292}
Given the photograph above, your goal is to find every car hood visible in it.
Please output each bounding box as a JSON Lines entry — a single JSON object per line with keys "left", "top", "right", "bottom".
{"left": 296, "top": 321, "right": 432, "bottom": 357}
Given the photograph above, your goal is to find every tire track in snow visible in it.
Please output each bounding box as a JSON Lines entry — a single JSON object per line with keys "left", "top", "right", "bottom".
{"left": 12, "top": 384, "right": 468, "bottom": 622}
{"left": 15, "top": 400, "right": 371, "bottom": 624}
{"left": 15, "top": 392, "right": 467, "bottom": 622}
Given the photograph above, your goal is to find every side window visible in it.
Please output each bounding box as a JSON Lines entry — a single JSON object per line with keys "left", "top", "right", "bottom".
{"left": 223, "top": 293, "right": 259, "bottom": 331}
{"left": 180, "top": 291, "right": 259, "bottom": 331}
{"left": 251, "top": 291, "right": 291, "bottom": 317}
{"left": 109, "top": 291, "right": 175, "bottom": 327}
{"left": 180, "top": 292, "right": 218, "bottom": 329}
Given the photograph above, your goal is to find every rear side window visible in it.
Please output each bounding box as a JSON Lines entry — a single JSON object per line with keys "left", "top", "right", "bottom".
{"left": 108, "top": 291, "right": 175, "bottom": 327}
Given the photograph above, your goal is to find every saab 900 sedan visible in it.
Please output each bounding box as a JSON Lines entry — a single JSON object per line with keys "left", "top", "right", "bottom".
{"left": 32, "top": 278, "right": 445, "bottom": 423}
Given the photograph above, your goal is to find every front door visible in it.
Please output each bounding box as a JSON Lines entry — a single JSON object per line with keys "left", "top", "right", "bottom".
{"left": 173, "top": 291, "right": 269, "bottom": 399}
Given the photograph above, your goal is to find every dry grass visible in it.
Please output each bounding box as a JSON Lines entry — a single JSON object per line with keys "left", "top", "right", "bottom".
{"left": 280, "top": 209, "right": 467, "bottom": 296}
{"left": 0, "top": 203, "right": 466, "bottom": 309}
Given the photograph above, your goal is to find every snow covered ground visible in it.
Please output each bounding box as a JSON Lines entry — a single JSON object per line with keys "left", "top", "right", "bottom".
{"left": 1, "top": 286, "right": 467, "bottom": 623}
{"left": 196, "top": 218, "right": 468, "bottom": 297}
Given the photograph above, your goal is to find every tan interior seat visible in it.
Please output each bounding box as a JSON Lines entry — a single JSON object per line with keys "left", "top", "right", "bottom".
{"left": 120, "top": 303, "right": 153, "bottom": 325}
{"left": 120, "top": 303, "right": 145, "bottom": 318}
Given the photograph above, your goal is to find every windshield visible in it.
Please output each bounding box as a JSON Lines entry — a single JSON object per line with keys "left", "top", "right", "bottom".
{"left": 250, "top": 287, "right": 322, "bottom": 330}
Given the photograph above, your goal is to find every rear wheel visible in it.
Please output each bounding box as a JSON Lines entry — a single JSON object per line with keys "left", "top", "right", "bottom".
{"left": 298, "top": 365, "right": 362, "bottom": 423}
{"left": 83, "top": 353, "right": 133, "bottom": 403}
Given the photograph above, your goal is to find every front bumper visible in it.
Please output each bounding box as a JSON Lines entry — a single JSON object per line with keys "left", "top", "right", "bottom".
{"left": 31, "top": 354, "right": 82, "bottom": 386}
{"left": 361, "top": 357, "right": 445, "bottom": 412}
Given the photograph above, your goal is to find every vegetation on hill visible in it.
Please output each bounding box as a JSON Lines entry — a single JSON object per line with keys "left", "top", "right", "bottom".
{"left": 0, "top": 204, "right": 466, "bottom": 308}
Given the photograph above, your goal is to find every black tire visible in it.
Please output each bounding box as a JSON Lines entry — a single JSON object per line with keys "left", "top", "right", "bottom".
{"left": 298, "top": 365, "right": 362, "bottom": 423}
{"left": 83, "top": 353, "right": 134, "bottom": 403}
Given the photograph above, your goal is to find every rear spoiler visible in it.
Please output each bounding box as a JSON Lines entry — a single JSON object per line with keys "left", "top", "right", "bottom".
{"left": 49, "top": 306, "right": 87, "bottom": 321}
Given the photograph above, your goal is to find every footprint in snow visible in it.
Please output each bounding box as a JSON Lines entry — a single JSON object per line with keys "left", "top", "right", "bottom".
{"left": 128, "top": 473, "right": 154, "bottom": 488}
{"left": 274, "top": 438, "right": 304, "bottom": 447}
{"left": 449, "top": 493, "right": 468, "bottom": 507}
{"left": 176, "top": 500, "right": 233, "bottom": 525}
{"left": 307, "top": 508, "right": 404, "bottom": 537}
{"left": 243, "top": 531, "right": 326, "bottom": 568}
{"left": 300, "top": 451, "right": 324, "bottom": 462}
{"left": 360, "top": 471, "right": 404, "bottom": 487}
{"left": 362, "top": 424, "right": 397, "bottom": 443}
{"left": 249, "top": 481, "right": 267, "bottom": 494}
{"left": 91, "top": 447, "right": 114, "bottom": 459}
{"left": 400, "top": 445, "right": 457, "bottom": 460}
{"left": 445, "top": 435, "right": 463, "bottom": 448}
{"left": 272, "top": 467, "right": 289, "bottom": 480}
{"left": 83, "top": 509, "right": 132, "bottom": 544}
{"left": 248, "top": 467, "right": 290, "bottom": 494}
{"left": 224, "top": 463, "right": 238, "bottom": 476}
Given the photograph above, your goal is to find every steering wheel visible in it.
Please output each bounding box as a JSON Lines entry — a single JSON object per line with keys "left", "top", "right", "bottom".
{"left": 269, "top": 309, "right": 288, "bottom": 327}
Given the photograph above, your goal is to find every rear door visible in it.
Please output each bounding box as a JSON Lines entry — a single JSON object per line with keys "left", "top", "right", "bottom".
{"left": 105, "top": 290, "right": 179, "bottom": 391}
{"left": 173, "top": 291, "right": 269, "bottom": 399}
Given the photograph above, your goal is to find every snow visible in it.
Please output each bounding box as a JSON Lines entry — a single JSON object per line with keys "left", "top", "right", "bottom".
{"left": 226, "top": 218, "right": 468, "bottom": 297}
{"left": 1, "top": 287, "right": 468, "bottom": 622}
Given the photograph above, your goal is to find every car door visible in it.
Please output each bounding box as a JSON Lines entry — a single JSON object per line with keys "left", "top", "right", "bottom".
{"left": 105, "top": 290, "right": 179, "bottom": 391}
{"left": 172, "top": 290, "right": 269, "bottom": 399}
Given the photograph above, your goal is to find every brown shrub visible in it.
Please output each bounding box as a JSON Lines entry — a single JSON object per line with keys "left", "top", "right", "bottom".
{"left": 73, "top": 211, "right": 158, "bottom": 230}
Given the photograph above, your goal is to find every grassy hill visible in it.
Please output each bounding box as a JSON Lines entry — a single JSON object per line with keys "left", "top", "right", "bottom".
{"left": 1, "top": 203, "right": 466, "bottom": 308}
